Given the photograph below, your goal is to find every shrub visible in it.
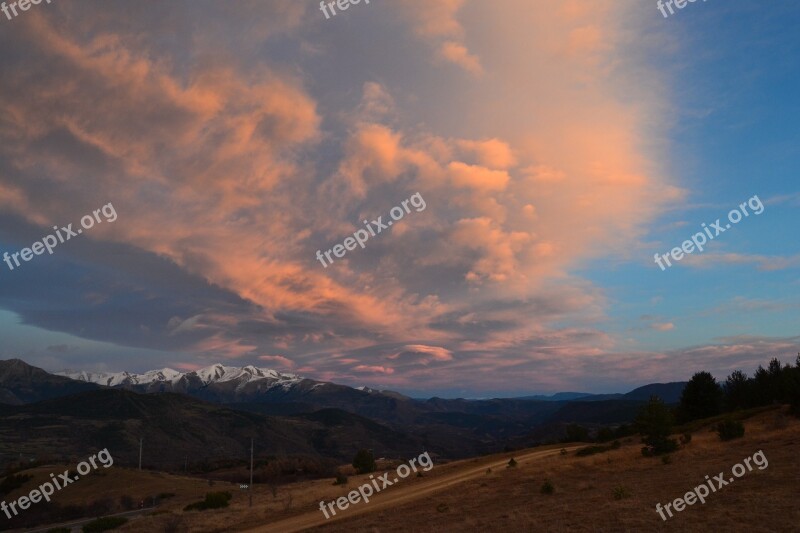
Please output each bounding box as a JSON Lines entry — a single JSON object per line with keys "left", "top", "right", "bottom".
{"left": 717, "top": 419, "right": 745, "bottom": 441}
{"left": 86, "top": 498, "right": 113, "bottom": 516}
{"left": 562, "top": 424, "right": 590, "bottom": 443}
{"left": 560, "top": 448, "right": 568, "bottom": 456}
{"left": 680, "top": 433, "right": 692, "bottom": 445}
{"left": 790, "top": 390, "right": 800, "bottom": 418}
{"left": 540, "top": 479, "right": 554, "bottom": 495}
{"left": 636, "top": 396, "right": 679, "bottom": 456}
{"left": 82, "top": 517, "right": 128, "bottom": 532}
{"left": 332, "top": 472, "right": 348, "bottom": 486}
{"left": 162, "top": 514, "right": 188, "bottom": 533}
{"left": 575, "top": 441, "right": 620, "bottom": 457}
{"left": 352, "top": 449, "right": 376, "bottom": 475}
{"left": 596, "top": 427, "right": 616, "bottom": 443}
{"left": 661, "top": 455, "right": 672, "bottom": 465}
{"left": 119, "top": 495, "right": 134, "bottom": 510}
{"left": 183, "top": 491, "right": 232, "bottom": 511}
{"left": 0, "top": 473, "right": 33, "bottom": 496}
{"left": 507, "top": 458, "right": 517, "bottom": 468}
{"left": 771, "top": 413, "right": 789, "bottom": 430}
{"left": 612, "top": 486, "right": 631, "bottom": 500}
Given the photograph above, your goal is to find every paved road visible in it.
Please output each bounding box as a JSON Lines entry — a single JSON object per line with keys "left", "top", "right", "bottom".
{"left": 246, "top": 446, "right": 580, "bottom": 533}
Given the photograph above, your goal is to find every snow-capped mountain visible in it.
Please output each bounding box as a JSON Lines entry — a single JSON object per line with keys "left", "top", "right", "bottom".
{"left": 59, "top": 363, "right": 300, "bottom": 386}
{"left": 56, "top": 363, "right": 306, "bottom": 400}
{"left": 54, "top": 362, "right": 410, "bottom": 415}
{"left": 59, "top": 368, "right": 184, "bottom": 387}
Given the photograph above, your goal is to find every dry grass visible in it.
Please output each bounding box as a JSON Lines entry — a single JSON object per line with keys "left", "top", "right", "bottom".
{"left": 302, "top": 408, "right": 800, "bottom": 532}
{"left": 8, "top": 408, "right": 799, "bottom": 532}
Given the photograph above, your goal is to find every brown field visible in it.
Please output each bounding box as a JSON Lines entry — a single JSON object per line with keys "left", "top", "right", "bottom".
{"left": 6, "top": 407, "right": 800, "bottom": 532}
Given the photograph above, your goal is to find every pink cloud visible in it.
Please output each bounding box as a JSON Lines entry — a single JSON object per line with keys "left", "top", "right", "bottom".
{"left": 258, "top": 355, "right": 295, "bottom": 368}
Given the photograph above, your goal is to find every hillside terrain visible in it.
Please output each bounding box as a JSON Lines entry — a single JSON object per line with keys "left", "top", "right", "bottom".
{"left": 4, "top": 406, "right": 793, "bottom": 532}
{"left": 0, "top": 359, "right": 688, "bottom": 464}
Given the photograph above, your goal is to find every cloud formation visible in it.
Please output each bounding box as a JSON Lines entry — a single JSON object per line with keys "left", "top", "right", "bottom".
{"left": 0, "top": 0, "right": 729, "bottom": 394}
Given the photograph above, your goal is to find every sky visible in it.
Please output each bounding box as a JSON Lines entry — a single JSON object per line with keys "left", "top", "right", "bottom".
{"left": 0, "top": 0, "right": 799, "bottom": 398}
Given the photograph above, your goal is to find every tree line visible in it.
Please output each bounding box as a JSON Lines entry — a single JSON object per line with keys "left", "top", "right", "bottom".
{"left": 634, "top": 354, "right": 800, "bottom": 456}
{"left": 677, "top": 354, "right": 800, "bottom": 423}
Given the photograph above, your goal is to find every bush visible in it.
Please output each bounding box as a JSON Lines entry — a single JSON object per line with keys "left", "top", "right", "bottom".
{"left": 575, "top": 441, "right": 621, "bottom": 457}
{"left": 661, "top": 455, "right": 672, "bottom": 465}
{"left": 0, "top": 473, "right": 33, "bottom": 496}
{"left": 595, "top": 427, "right": 616, "bottom": 443}
{"left": 790, "top": 390, "right": 800, "bottom": 418}
{"left": 352, "top": 449, "right": 376, "bottom": 475}
{"left": 82, "top": 516, "right": 128, "bottom": 532}
{"left": 562, "top": 424, "right": 590, "bottom": 443}
{"left": 680, "top": 433, "right": 692, "bottom": 445}
{"left": 162, "top": 514, "right": 189, "bottom": 533}
{"left": 86, "top": 498, "right": 113, "bottom": 517}
{"left": 507, "top": 458, "right": 517, "bottom": 468}
{"left": 332, "top": 472, "right": 348, "bottom": 486}
{"left": 119, "top": 495, "right": 134, "bottom": 510}
{"left": 183, "top": 491, "right": 232, "bottom": 511}
{"left": 717, "top": 419, "right": 745, "bottom": 441}
{"left": 636, "top": 396, "right": 679, "bottom": 456}
{"left": 613, "top": 486, "right": 631, "bottom": 500}
{"left": 540, "top": 479, "right": 554, "bottom": 495}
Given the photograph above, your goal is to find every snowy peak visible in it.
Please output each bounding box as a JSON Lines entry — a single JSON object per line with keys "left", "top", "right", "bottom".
{"left": 57, "top": 367, "right": 183, "bottom": 387}
{"left": 59, "top": 363, "right": 301, "bottom": 388}
{"left": 194, "top": 363, "right": 298, "bottom": 384}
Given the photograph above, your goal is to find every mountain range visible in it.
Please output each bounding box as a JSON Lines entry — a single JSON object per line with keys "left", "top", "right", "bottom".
{"left": 0, "top": 358, "right": 687, "bottom": 468}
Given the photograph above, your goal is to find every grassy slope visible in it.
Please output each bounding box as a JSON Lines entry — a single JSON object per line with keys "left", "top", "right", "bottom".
{"left": 312, "top": 406, "right": 799, "bottom": 532}
{"left": 7, "top": 407, "right": 799, "bottom": 532}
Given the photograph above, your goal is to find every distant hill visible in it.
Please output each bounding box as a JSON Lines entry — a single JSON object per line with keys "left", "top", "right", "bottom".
{"left": 623, "top": 381, "right": 687, "bottom": 403}
{"left": 517, "top": 392, "right": 595, "bottom": 401}
{"left": 0, "top": 359, "right": 690, "bottom": 464}
{"left": 0, "top": 358, "right": 100, "bottom": 404}
{"left": 0, "top": 388, "right": 423, "bottom": 468}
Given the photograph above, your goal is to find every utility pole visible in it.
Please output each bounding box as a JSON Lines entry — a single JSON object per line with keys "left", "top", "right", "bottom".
{"left": 249, "top": 438, "right": 254, "bottom": 508}
{"left": 139, "top": 438, "right": 143, "bottom": 471}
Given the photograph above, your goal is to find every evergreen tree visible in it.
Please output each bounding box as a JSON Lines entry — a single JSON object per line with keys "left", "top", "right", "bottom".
{"left": 635, "top": 396, "right": 678, "bottom": 456}
{"left": 352, "top": 449, "right": 376, "bottom": 474}
{"left": 723, "top": 370, "right": 751, "bottom": 411}
{"left": 677, "top": 371, "right": 722, "bottom": 422}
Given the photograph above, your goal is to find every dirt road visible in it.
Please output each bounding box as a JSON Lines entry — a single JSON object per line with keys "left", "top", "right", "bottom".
{"left": 246, "top": 446, "right": 579, "bottom": 533}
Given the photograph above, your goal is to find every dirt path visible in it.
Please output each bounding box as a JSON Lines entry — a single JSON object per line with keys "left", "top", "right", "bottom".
{"left": 246, "top": 446, "right": 580, "bottom": 533}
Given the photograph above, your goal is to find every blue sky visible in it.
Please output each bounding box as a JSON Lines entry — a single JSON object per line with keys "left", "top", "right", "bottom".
{"left": 0, "top": 0, "right": 798, "bottom": 397}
